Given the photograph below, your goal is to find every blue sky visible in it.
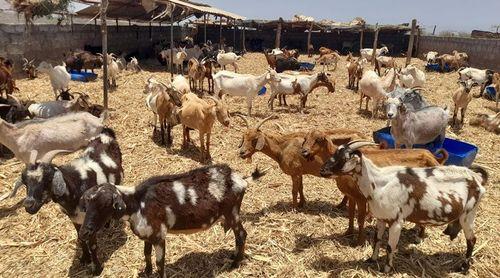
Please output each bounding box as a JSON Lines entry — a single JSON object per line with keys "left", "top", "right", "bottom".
{"left": 202, "top": 0, "right": 500, "bottom": 33}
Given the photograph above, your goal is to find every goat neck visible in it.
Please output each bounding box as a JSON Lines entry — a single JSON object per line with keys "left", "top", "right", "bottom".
{"left": 255, "top": 71, "right": 271, "bottom": 88}
{"left": 0, "top": 119, "right": 18, "bottom": 154}
{"left": 354, "top": 155, "right": 384, "bottom": 198}
{"left": 381, "top": 69, "right": 396, "bottom": 91}
{"left": 256, "top": 130, "right": 289, "bottom": 163}
{"left": 114, "top": 185, "right": 143, "bottom": 220}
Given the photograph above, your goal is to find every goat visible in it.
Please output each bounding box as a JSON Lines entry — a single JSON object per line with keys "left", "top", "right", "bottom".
{"left": 37, "top": 61, "right": 71, "bottom": 99}
{"left": 143, "top": 78, "right": 182, "bottom": 145}
{"left": 20, "top": 128, "right": 123, "bottom": 275}
{"left": 201, "top": 58, "right": 217, "bottom": 94}
{"left": 22, "top": 58, "right": 37, "bottom": 79}
{"left": 103, "top": 54, "right": 120, "bottom": 88}
{"left": 318, "top": 47, "right": 337, "bottom": 57}
{"left": 0, "top": 97, "right": 30, "bottom": 124}
{"left": 283, "top": 48, "right": 300, "bottom": 59}
{"left": 185, "top": 45, "right": 202, "bottom": 61}
{"left": 359, "top": 69, "right": 398, "bottom": 118}
{"left": 452, "top": 79, "right": 478, "bottom": 127}
{"left": 187, "top": 58, "right": 206, "bottom": 93}
{"left": 316, "top": 52, "right": 340, "bottom": 71}
{"left": 302, "top": 136, "right": 448, "bottom": 244}
{"left": 470, "top": 112, "right": 500, "bottom": 134}
{"left": 458, "top": 67, "right": 494, "bottom": 98}
{"left": 0, "top": 112, "right": 105, "bottom": 166}
{"left": 78, "top": 164, "right": 264, "bottom": 277}
{"left": 390, "top": 104, "right": 448, "bottom": 148}
{"left": 0, "top": 60, "right": 19, "bottom": 98}
{"left": 275, "top": 57, "right": 301, "bottom": 73}
{"left": 436, "top": 52, "right": 468, "bottom": 71}
{"left": 398, "top": 64, "right": 426, "bottom": 88}
{"left": 374, "top": 56, "right": 397, "bottom": 76}
{"left": 494, "top": 72, "right": 500, "bottom": 108}
{"left": 268, "top": 72, "right": 335, "bottom": 111}
{"left": 360, "top": 46, "right": 389, "bottom": 62}
{"left": 263, "top": 49, "right": 277, "bottom": 69}
{"left": 157, "top": 49, "right": 176, "bottom": 67}
{"left": 236, "top": 115, "right": 365, "bottom": 208}
{"left": 213, "top": 69, "right": 280, "bottom": 116}
{"left": 320, "top": 142, "right": 487, "bottom": 273}
{"left": 178, "top": 93, "right": 230, "bottom": 162}
{"left": 385, "top": 87, "right": 428, "bottom": 115}
{"left": 28, "top": 92, "right": 91, "bottom": 118}
{"left": 173, "top": 48, "right": 187, "bottom": 74}
{"left": 126, "top": 57, "right": 141, "bottom": 73}
{"left": 217, "top": 50, "right": 241, "bottom": 72}
{"left": 56, "top": 88, "right": 74, "bottom": 101}
{"left": 423, "top": 51, "right": 439, "bottom": 64}
{"left": 347, "top": 57, "right": 366, "bottom": 91}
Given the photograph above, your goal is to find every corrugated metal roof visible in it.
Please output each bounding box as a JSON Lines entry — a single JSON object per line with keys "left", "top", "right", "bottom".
{"left": 76, "top": 0, "right": 244, "bottom": 22}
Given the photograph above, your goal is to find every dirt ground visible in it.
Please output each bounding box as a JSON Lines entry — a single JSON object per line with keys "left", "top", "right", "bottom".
{"left": 0, "top": 52, "right": 498, "bottom": 278}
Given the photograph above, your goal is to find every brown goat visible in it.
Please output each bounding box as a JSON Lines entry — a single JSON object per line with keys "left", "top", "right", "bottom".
{"left": 318, "top": 47, "right": 338, "bottom": 57}
{"left": 263, "top": 50, "right": 277, "bottom": 69}
{"left": 347, "top": 57, "right": 365, "bottom": 91}
{"left": 0, "top": 58, "right": 18, "bottom": 98}
{"left": 187, "top": 58, "right": 206, "bottom": 94}
{"left": 301, "top": 131, "right": 449, "bottom": 245}
{"left": 236, "top": 115, "right": 365, "bottom": 208}
{"left": 202, "top": 59, "right": 216, "bottom": 94}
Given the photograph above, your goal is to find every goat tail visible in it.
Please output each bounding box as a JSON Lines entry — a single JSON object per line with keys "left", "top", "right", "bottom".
{"left": 434, "top": 148, "right": 449, "bottom": 165}
{"left": 243, "top": 166, "right": 270, "bottom": 182}
{"left": 469, "top": 165, "right": 489, "bottom": 186}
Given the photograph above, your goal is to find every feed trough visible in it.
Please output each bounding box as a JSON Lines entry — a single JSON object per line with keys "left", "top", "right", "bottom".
{"left": 425, "top": 63, "right": 451, "bottom": 72}
{"left": 484, "top": 85, "right": 497, "bottom": 101}
{"left": 299, "top": 62, "right": 315, "bottom": 71}
{"left": 373, "top": 127, "right": 478, "bottom": 166}
{"left": 69, "top": 70, "right": 98, "bottom": 82}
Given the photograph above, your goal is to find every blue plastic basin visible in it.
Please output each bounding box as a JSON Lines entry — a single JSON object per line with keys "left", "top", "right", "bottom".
{"left": 299, "top": 62, "right": 315, "bottom": 71}
{"left": 258, "top": 86, "right": 267, "bottom": 96}
{"left": 69, "top": 70, "right": 98, "bottom": 82}
{"left": 425, "top": 63, "right": 451, "bottom": 72}
{"left": 485, "top": 85, "right": 496, "bottom": 100}
{"left": 372, "top": 127, "right": 478, "bottom": 166}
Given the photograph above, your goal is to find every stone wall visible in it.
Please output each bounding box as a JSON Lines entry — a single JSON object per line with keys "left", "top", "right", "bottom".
{"left": 418, "top": 36, "right": 500, "bottom": 71}
{"left": 0, "top": 23, "right": 187, "bottom": 72}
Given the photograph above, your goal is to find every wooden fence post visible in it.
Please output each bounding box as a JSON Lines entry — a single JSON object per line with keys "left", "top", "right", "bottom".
{"left": 275, "top": 19, "right": 282, "bottom": 49}
{"left": 359, "top": 27, "right": 364, "bottom": 52}
{"left": 100, "top": 0, "right": 109, "bottom": 109}
{"left": 306, "top": 22, "right": 313, "bottom": 55}
{"left": 241, "top": 24, "right": 246, "bottom": 52}
{"left": 371, "top": 23, "right": 379, "bottom": 65}
{"left": 406, "top": 19, "right": 417, "bottom": 66}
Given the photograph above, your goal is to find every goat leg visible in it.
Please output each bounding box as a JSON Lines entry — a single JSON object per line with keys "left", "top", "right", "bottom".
{"left": 88, "top": 236, "right": 103, "bottom": 275}
{"left": 144, "top": 242, "right": 153, "bottom": 274}
{"left": 345, "top": 197, "right": 356, "bottom": 236}
{"left": 297, "top": 175, "right": 306, "bottom": 208}
{"left": 384, "top": 220, "right": 402, "bottom": 273}
{"left": 73, "top": 223, "right": 92, "bottom": 265}
{"left": 461, "top": 108, "right": 466, "bottom": 124}
{"left": 356, "top": 200, "right": 367, "bottom": 245}
{"left": 154, "top": 241, "right": 166, "bottom": 278}
{"left": 336, "top": 196, "right": 348, "bottom": 209}
{"left": 366, "top": 220, "right": 386, "bottom": 263}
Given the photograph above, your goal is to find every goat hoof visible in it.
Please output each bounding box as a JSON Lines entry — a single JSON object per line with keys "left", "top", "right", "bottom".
{"left": 79, "top": 255, "right": 91, "bottom": 265}
{"left": 91, "top": 263, "right": 103, "bottom": 276}
{"left": 144, "top": 265, "right": 153, "bottom": 274}
{"left": 365, "top": 258, "right": 377, "bottom": 264}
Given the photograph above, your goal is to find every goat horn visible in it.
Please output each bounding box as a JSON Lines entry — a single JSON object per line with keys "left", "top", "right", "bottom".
{"left": 22, "top": 58, "right": 28, "bottom": 64}
{"left": 39, "top": 149, "right": 73, "bottom": 164}
{"left": 346, "top": 140, "right": 377, "bottom": 150}
{"left": 29, "top": 150, "right": 38, "bottom": 164}
{"left": 255, "top": 115, "right": 278, "bottom": 130}
{"left": 0, "top": 104, "right": 10, "bottom": 108}
{"left": 233, "top": 113, "right": 249, "bottom": 128}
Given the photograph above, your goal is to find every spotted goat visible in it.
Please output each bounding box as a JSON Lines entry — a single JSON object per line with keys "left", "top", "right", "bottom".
{"left": 320, "top": 142, "right": 487, "bottom": 274}
{"left": 19, "top": 128, "right": 123, "bottom": 275}
{"left": 78, "top": 164, "right": 265, "bottom": 277}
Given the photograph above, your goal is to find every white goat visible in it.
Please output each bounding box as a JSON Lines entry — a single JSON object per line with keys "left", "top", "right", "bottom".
{"left": 36, "top": 61, "right": 71, "bottom": 99}
{"left": 172, "top": 75, "right": 190, "bottom": 95}
{"left": 126, "top": 57, "right": 141, "bottom": 73}
{"left": 0, "top": 112, "right": 105, "bottom": 164}
{"left": 213, "top": 69, "right": 280, "bottom": 116}
{"left": 28, "top": 93, "right": 91, "bottom": 118}
{"left": 173, "top": 48, "right": 187, "bottom": 74}
{"left": 103, "top": 54, "right": 120, "bottom": 88}
{"left": 360, "top": 46, "right": 389, "bottom": 62}
{"left": 185, "top": 45, "right": 202, "bottom": 61}
{"left": 217, "top": 50, "right": 241, "bottom": 72}
{"left": 359, "top": 68, "right": 397, "bottom": 118}
{"left": 398, "top": 64, "right": 426, "bottom": 88}
{"left": 458, "top": 67, "right": 494, "bottom": 97}
{"left": 424, "top": 51, "right": 439, "bottom": 63}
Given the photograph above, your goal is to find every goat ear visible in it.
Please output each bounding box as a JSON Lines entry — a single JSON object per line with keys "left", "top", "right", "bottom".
{"left": 51, "top": 169, "right": 67, "bottom": 197}
{"left": 351, "top": 150, "right": 362, "bottom": 158}
{"left": 255, "top": 134, "right": 266, "bottom": 151}
{"left": 112, "top": 193, "right": 126, "bottom": 212}
{"left": 326, "top": 138, "right": 336, "bottom": 154}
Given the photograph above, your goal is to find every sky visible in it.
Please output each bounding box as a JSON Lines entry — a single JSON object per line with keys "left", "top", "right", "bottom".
{"left": 202, "top": 0, "right": 500, "bottom": 33}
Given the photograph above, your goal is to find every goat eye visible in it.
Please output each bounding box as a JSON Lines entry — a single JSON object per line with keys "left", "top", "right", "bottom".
{"left": 238, "top": 139, "right": 243, "bottom": 148}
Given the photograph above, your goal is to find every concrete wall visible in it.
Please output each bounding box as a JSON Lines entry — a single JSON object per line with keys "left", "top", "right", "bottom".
{"left": 418, "top": 36, "right": 500, "bottom": 71}
{"left": 0, "top": 23, "right": 187, "bottom": 72}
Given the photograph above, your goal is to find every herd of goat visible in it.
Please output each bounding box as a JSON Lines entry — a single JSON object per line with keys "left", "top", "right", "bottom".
{"left": 0, "top": 37, "right": 499, "bottom": 277}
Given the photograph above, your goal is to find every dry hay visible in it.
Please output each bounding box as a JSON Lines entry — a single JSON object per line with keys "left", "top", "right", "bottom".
{"left": 0, "top": 53, "right": 499, "bottom": 278}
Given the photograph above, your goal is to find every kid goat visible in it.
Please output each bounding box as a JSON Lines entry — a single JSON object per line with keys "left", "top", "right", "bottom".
{"left": 78, "top": 164, "right": 264, "bottom": 277}
{"left": 20, "top": 128, "right": 123, "bottom": 275}
{"left": 320, "top": 141, "right": 487, "bottom": 273}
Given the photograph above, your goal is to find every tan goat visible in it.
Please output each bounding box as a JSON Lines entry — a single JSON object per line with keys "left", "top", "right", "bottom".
{"left": 452, "top": 79, "right": 477, "bottom": 127}
{"left": 177, "top": 93, "right": 230, "bottom": 162}
{"left": 236, "top": 115, "right": 365, "bottom": 208}
{"left": 347, "top": 57, "right": 366, "bottom": 91}
{"left": 187, "top": 58, "right": 206, "bottom": 94}
{"left": 301, "top": 130, "right": 449, "bottom": 245}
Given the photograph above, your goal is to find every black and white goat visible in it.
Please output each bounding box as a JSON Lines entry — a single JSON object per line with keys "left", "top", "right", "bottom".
{"left": 320, "top": 142, "right": 488, "bottom": 274}
{"left": 19, "top": 128, "right": 123, "bottom": 275}
{"left": 78, "top": 164, "right": 264, "bottom": 277}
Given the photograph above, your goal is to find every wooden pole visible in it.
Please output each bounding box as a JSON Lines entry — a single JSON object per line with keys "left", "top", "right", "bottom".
{"left": 406, "top": 19, "right": 417, "bottom": 66}
{"left": 275, "top": 20, "right": 282, "bottom": 49}
{"left": 149, "top": 21, "right": 152, "bottom": 40}
{"left": 233, "top": 19, "right": 236, "bottom": 50}
{"left": 94, "top": 18, "right": 97, "bottom": 37}
{"left": 415, "top": 27, "right": 421, "bottom": 58}
{"left": 70, "top": 14, "right": 74, "bottom": 33}
{"left": 219, "top": 17, "right": 223, "bottom": 50}
{"left": 241, "top": 24, "right": 246, "bottom": 52}
{"left": 371, "top": 23, "right": 379, "bottom": 65}
{"left": 170, "top": 8, "right": 174, "bottom": 81}
{"left": 115, "top": 18, "right": 118, "bottom": 32}
{"left": 432, "top": 25, "right": 436, "bottom": 35}
{"left": 100, "top": 0, "right": 109, "bottom": 109}
{"left": 203, "top": 14, "right": 207, "bottom": 44}
{"left": 359, "top": 28, "right": 364, "bottom": 52}
{"left": 306, "top": 22, "right": 313, "bottom": 56}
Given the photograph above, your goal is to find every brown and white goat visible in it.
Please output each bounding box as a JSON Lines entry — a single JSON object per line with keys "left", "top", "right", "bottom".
{"left": 320, "top": 142, "right": 487, "bottom": 273}
{"left": 19, "top": 128, "right": 123, "bottom": 275}
{"left": 22, "top": 58, "right": 37, "bottom": 79}
{"left": 316, "top": 52, "right": 340, "bottom": 71}
{"left": 187, "top": 58, "right": 206, "bottom": 93}
{"left": 470, "top": 112, "right": 500, "bottom": 134}
{"left": 236, "top": 115, "right": 365, "bottom": 208}
{"left": 178, "top": 93, "right": 230, "bottom": 162}
{"left": 301, "top": 132, "right": 448, "bottom": 245}
{"left": 0, "top": 59, "right": 19, "bottom": 98}
{"left": 78, "top": 164, "right": 264, "bottom": 277}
